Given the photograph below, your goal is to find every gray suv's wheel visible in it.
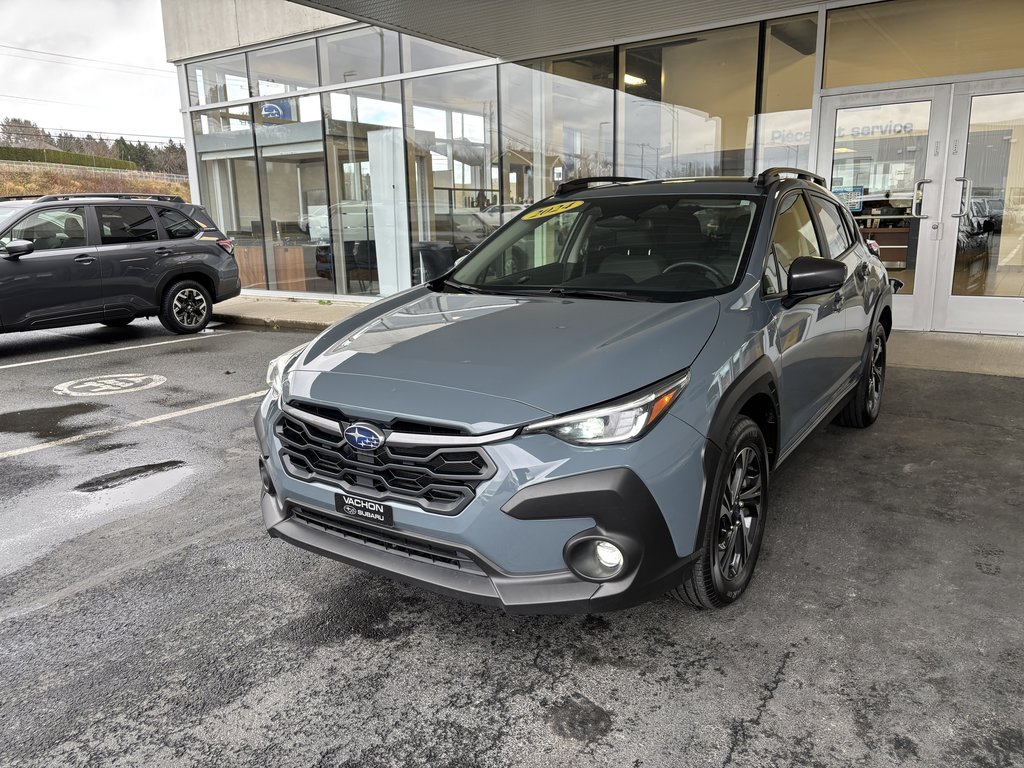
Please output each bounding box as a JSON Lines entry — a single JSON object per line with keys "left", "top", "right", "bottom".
{"left": 836, "top": 321, "right": 886, "bottom": 428}
{"left": 671, "top": 416, "right": 769, "bottom": 609}
{"left": 159, "top": 279, "right": 212, "bottom": 334}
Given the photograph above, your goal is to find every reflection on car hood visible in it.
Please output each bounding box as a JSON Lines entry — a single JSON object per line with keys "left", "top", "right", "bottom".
{"left": 293, "top": 291, "right": 720, "bottom": 428}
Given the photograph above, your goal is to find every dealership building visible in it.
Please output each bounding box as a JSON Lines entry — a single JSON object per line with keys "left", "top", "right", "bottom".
{"left": 162, "top": 0, "right": 1024, "bottom": 335}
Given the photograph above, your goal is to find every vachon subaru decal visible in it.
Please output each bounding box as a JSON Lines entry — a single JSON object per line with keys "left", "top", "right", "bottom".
{"left": 344, "top": 423, "right": 385, "bottom": 450}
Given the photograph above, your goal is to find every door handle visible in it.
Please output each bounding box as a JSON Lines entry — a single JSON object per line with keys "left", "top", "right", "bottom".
{"left": 856, "top": 260, "right": 870, "bottom": 278}
{"left": 74, "top": 254, "right": 95, "bottom": 264}
{"left": 952, "top": 176, "right": 973, "bottom": 218}
{"left": 155, "top": 247, "right": 171, "bottom": 255}
{"left": 832, "top": 291, "right": 844, "bottom": 309}
{"left": 911, "top": 178, "right": 931, "bottom": 219}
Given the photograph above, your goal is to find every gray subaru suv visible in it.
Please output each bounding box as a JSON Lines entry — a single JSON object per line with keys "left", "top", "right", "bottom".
{"left": 255, "top": 168, "right": 892, "bottom": 614}
{"left": 0, "top": 193, "right": 240, "bottom": 334}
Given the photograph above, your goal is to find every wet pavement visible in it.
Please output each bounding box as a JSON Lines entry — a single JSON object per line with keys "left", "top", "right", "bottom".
{"left": 0, "top": 320, "right": 1022, "bottom": 767}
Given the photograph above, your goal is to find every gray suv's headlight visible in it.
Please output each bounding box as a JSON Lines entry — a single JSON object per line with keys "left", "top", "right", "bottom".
{"left": 523, "top": 370, "right": 690, "bottom": 445}
{"left": 267, "top": 344, "right": 308, "bottom": 400}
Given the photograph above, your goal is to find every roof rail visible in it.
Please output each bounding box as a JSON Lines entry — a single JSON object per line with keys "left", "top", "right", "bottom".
{"left": 0, "top": 195, "right": 40, "bottom": 201}
{"left": 755, "top": 167, "right": 826, "bottom": 187}
{"left": 33, "top": 193, "right": 186, "bottom": 203}
{"left": 554, "top": 176, "right": 643, "bottom": 196}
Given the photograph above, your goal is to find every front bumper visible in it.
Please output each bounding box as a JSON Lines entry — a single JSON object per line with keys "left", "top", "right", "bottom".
{"left": 255, "top": 395, "right": 707, "bottom": 614}
{"left": 261, "top": 467, "right": 698, "bottom": 614}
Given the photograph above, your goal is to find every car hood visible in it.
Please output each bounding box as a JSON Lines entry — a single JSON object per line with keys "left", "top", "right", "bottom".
{"left": 290, "top": 290, "right": 720, "bottom": 432}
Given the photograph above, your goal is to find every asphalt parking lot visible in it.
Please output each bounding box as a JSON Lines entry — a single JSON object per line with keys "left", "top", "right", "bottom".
{"left": 0, "top": 320, "right": 1022, "bottom": 768}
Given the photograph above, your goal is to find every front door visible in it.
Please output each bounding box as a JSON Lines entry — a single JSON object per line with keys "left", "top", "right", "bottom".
{"left": 818, "top": 79, "right": 1024, "bottom": 335}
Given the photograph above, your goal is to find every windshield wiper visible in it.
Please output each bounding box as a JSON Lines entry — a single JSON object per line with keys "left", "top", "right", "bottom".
{"left": 431, "top": 277, "right": 483, "bottom": 294}
{"left": 546, "top": 287, "right": 652, "bottom": 302}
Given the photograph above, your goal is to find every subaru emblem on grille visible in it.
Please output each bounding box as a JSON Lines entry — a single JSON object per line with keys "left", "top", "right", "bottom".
{"left": 344, "top": 422, "right": 385, "bottom": 450}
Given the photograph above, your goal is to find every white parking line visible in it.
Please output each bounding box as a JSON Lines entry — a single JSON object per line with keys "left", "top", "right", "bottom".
{"left": 0, "top": 330, "right": 250, "bottom": 371}
{"left": 0, "top": 390, "right": 268, "bottom": 460}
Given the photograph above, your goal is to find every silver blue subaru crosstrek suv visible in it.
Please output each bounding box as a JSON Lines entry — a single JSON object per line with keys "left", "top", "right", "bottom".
{"left": 254, "top": 168, "right": 892, "bottom": 614}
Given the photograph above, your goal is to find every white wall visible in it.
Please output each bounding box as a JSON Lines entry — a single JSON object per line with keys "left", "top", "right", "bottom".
{"left": 161, "top": 0, "right": 349, "bottom": 62}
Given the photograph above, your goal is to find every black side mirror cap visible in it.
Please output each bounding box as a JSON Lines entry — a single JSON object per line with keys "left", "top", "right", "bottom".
{"left": 1, "top": 238, "right": 34, "bottom": 260}
{"left": 783, "top": 256, "right": 847, "bottom": 308}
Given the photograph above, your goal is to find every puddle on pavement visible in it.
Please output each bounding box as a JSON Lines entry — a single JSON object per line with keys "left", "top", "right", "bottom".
{"left": 76, "top": 462, "right": 195, "bottom": 516}
{"left": 0, "top": 402, "right": 109, "bottom": 440}
{"left": 75, "top": 461, "right": 186, "bottom": 493}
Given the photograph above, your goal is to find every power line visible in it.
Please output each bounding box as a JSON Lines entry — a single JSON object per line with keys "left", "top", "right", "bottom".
{"left": 1, "top": 127, "right": 184, "bottom": 143}
{"left": 0, "top": 51, "right": 176, "bottom": 80}
{"left": 0, "top": 43, "right": 175, "bottom": 75}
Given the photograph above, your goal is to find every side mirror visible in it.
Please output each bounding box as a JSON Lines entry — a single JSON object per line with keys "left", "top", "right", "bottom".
{"left": 1, "top": 239, "right": 34, "bottom": 260}
{"left": 783, "top": 256, "right": 847, "bottom": 308}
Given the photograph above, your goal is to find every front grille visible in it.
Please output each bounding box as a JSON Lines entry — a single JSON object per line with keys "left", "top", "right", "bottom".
{"left": 291, "top": 505, "right": 485, "bottom": 574}
{"left": 275, "top": 411, "right": 495, "bottom": 516}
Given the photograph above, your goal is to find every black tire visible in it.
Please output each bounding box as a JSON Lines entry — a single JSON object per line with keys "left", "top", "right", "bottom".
{"left": 835, "top": 321, "right": 886, "bottom": 428}
{"left": 159, "top": 279, "right": 212, "bottom": 335}
{"left": 102, "top": 318, "right": 133, "bottom": 328}
{"left": 670, "top": 416, "right": 769, "bottom": 609}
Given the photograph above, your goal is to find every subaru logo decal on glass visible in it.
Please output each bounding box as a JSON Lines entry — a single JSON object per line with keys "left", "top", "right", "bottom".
{"left": 344, "top": 423, "right": 385, "bottom": 450}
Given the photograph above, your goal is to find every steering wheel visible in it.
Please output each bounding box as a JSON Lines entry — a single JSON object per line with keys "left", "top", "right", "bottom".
{"left": 662, "top": 260, "right": 724, "bottom": 286}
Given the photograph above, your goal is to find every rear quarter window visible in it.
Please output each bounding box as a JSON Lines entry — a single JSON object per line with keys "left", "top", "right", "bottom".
{"left": 157, "top": 208, "right": 200, "bottom": 239}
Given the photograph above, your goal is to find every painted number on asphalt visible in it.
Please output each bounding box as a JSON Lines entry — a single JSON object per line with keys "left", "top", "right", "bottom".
{"left": 53, "top": 374, "right": 167, "bottom": 397}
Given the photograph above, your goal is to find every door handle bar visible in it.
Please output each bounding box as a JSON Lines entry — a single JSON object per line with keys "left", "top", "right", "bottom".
{"left": 911, "top": 178, "right": 931, "bottom": 219}
{"left": 952, "top": 176, "right": 973, "bottom": 218}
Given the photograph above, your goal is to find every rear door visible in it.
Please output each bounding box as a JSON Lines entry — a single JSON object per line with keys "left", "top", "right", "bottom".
{"left": 0, "top": 206, "right": 102, "bottom": 330}
{"left": 93, "top": 204, "right": 172, "bottom": 319}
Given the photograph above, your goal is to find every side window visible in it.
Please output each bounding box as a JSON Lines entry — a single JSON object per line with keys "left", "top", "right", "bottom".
{"left": 97, "top": 206, "right": 159, "bottom": 245}
{"left": 771, "top": 194, "right": 821, "bottom": 291}
{"left": 762, "top": 250, "right": 783, "bottom": 295}
{"left": 156, "top": 208, "right": 200, "bottom": 239}
{"left": 810, "top": 197, "right": 853, "bottom": 259}
{"left": 0, "top": 207, "right": 86, "bottom": 250}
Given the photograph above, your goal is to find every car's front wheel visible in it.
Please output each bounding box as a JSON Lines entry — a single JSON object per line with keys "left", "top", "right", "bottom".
{"left": 159, "top": 279, "right": 212, "bottom": 334}
{"left": 670, "top": 416, "right": 769, "bottom": 609}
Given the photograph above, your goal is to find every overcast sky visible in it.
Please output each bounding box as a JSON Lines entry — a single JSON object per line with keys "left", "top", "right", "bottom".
{"left": 0, "top": 0, "right": 182, "bottom": 144}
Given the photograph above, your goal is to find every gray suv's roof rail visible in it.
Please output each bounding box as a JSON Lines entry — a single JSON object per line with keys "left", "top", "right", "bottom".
{"left": 33, "top": 193, "right": 186, "bottom": 203}
{"left": 554, "top": 176, "right": 643, "bottom": 196}
{"left": 0, "top": 195, "right": 40, "bottom": 201}
{"left": 755, "top": 167, "right": 826, "bottom": 187}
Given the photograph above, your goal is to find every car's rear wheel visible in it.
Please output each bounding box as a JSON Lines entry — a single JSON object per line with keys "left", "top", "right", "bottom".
{"left": 101, "top": 318, "right": 133, "bottom": 328}
{"left": 159, "top": 279, "right": 212, "bottom": 335}
{"left": 670, "top": 416, "right": 769, "bottom": 609}
{"left": 835, "top": 321, "right": 886, "bottom": 428}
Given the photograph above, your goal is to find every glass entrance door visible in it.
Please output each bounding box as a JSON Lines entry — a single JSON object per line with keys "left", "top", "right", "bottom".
{"left": 933, "top": 79, "right": 1024, "bottom": 334}
{"left": 820, "top": 80, "right": 1024, "bottom": 335}
{"left": 817, "top": 86, "right": 951, "bottom": 330}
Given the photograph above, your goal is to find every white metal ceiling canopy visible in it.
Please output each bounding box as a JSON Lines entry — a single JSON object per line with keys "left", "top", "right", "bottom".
{"left": 288, "top": 0, "right": 825, "bottom": 61}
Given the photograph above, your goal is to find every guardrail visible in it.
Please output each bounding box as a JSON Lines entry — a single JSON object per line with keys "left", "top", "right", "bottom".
{"left": 0, "top": 159, "right": 188, "bottom": 183}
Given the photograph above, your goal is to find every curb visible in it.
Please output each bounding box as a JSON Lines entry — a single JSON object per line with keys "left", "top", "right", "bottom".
{"left": 211, "top": 313, "right": 334, "bottom": 332}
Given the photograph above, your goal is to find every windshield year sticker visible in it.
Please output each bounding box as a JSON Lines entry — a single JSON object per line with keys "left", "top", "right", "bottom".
{"left": 521, "top": 200, "right": 584, "bottom": 220}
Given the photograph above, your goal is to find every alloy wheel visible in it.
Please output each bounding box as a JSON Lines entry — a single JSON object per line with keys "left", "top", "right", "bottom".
{"left": 715, "top": 446, "right": 763, "bottom": 581}
{"left": 866, "top": 335, "right": 885, "bottom": 416}
{"left": 172, "top": 288, "right": 208, "bottom": 328}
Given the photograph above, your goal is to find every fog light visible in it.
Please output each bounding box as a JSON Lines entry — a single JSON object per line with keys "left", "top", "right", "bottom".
{"left": 565, "top": 536, "right": 629, "bottom": 581}
{"left": 594, "top": 540, "right": 624, "bottom": 570}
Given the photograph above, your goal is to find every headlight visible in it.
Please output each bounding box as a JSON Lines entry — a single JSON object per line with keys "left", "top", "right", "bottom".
{"left": 523, "top": 370, "right": 690, "bottom": 445}
{"left": 266, "top": 344, "right": 308, "bottom": 400}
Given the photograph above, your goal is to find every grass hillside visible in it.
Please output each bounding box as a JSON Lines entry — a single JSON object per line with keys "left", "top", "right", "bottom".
{"left": 0, "top": 165, "right": 190, "bottom": 201}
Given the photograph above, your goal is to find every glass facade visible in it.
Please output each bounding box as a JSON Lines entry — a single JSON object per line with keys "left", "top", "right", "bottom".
{"left": 623, "top": 25, "right": 759, "bottom": 177}
{"left": 825, "top": 0, "right": 1024, "bottom": 89}
{"left": 182, "top": 4, "right": 1024, "bottom": 305}
{"left": 500, "top": 52, "right": 614, "bottom": 214}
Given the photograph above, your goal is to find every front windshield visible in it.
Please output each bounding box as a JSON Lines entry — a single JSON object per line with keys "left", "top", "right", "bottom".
{"left": 449, "top": 194, "right": 759, "bottom": 302}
